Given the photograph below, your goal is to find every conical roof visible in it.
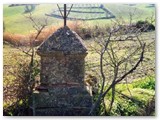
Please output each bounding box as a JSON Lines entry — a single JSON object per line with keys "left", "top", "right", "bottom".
{"left": 37, "top": 26, "right": 87, "bottom": 56}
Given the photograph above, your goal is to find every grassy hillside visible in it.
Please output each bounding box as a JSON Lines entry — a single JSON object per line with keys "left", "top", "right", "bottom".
{"left": 3, "top": 4, "right": 60, "bottom": 34}
{"left": 3, "top": 4, "right": 155, "bottom": 34}
{"left": 105, "top": 4, "right": 155, "bottom": 20}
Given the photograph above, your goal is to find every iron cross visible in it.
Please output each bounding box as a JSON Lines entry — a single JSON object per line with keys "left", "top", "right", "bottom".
{"left": 57, "top": 4, "right": 73, "bottom": 27}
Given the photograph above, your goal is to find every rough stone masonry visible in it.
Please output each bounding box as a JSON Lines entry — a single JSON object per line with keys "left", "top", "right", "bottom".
{"left": 31, "top": 26, "right": 92, "bottom": 116}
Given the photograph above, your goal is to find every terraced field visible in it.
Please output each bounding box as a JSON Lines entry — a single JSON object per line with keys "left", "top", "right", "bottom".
{"left": 46, "top": 4, "right": 115, "bottom": 20}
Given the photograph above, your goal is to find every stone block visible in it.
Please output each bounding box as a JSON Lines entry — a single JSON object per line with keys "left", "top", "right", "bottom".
{"left": 32, "top": 86, "right": 92, "bottom": 109}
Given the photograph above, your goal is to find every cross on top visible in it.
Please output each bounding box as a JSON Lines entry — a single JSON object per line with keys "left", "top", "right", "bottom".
{"left": 57, "top": 4, "right": 73, "bottom": 26}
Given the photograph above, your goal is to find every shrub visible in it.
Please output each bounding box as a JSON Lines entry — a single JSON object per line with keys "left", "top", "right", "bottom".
{"left": 3, "top": 33, "right": 28, "bottom": 46}
{"left": 3, "top": 21, "right": 84, "bottom": 46}
{"left": 3, "top": 58, "right": 40, "bottom": 116}
{"left": 3, "top": 21, "right": 110, "bottom": 46}
{"left": 132, "top": 76, "right": 155, "bottom": 90}
{"left": 135, "top": 20, "right": 155, "bottom": 32}
{"left": 3, "top": 20, "right": 155, "bottom": 47}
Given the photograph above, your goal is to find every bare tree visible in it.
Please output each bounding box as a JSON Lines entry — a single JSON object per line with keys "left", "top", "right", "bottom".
{"left": 23, "top": 12, "right": 48, "bottom": 91}
{"left": 3, "top": 12, "right": 48, "bottom": 116}
{"left": 88, "top": 19, "right": 150, "bottom": 115}
{"left": 16, "top": 12, "right": 48, "bottom": 93}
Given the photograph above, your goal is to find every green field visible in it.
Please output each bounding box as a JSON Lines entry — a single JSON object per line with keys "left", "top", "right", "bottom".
{"left": 3, "top": 4, "right": 58, "bottom": 34}
{"left": 105, "top": 4, "right": 155, "bottom": 19}
{"left": 3, "top": 4, "right": 155, "bottom": 34}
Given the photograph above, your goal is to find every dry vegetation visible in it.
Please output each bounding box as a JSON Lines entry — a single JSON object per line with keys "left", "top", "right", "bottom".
{"left": 3, "top": 21, "right": 89, "bottom": 46}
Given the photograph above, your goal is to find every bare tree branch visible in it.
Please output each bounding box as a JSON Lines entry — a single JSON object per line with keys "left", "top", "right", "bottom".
{"left": 102, "top": 43, "right": 145, "bottom": 98}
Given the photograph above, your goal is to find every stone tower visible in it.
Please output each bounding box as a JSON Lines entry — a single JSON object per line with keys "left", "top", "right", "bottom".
{"left": 31, "top": 26, "right": 92, "bottom": 116}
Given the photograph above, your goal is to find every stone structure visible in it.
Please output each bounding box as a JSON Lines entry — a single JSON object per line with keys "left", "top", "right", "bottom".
{"left": 31, "top": 26, "right": 92, "bottom": 116}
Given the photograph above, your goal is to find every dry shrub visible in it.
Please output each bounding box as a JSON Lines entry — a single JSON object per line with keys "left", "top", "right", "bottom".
{"left": 68, "top": 21, "right": 94, "bottom": 39}
{"left": 3, "top": 61, "right": 31, "bottom": 115}
{"left": 32, "top": 20, "right": 84, "bottom": 43}
{"left": 3, "top": 24, "right": 62, "bottom": 46}
{"left": 3, "top": 21, "right": 97, "bottom": 46}
{"left": 3, "top": 33, "right": 30, "bottom": 46}
{"left": 68, "top": 21, "right": 84, "bottom": 32}
{"left": 3, "top": 58, "right": 40, "bottom": 116}
{"left": 29, "top": 24, "right": 61, "bottom": 46}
